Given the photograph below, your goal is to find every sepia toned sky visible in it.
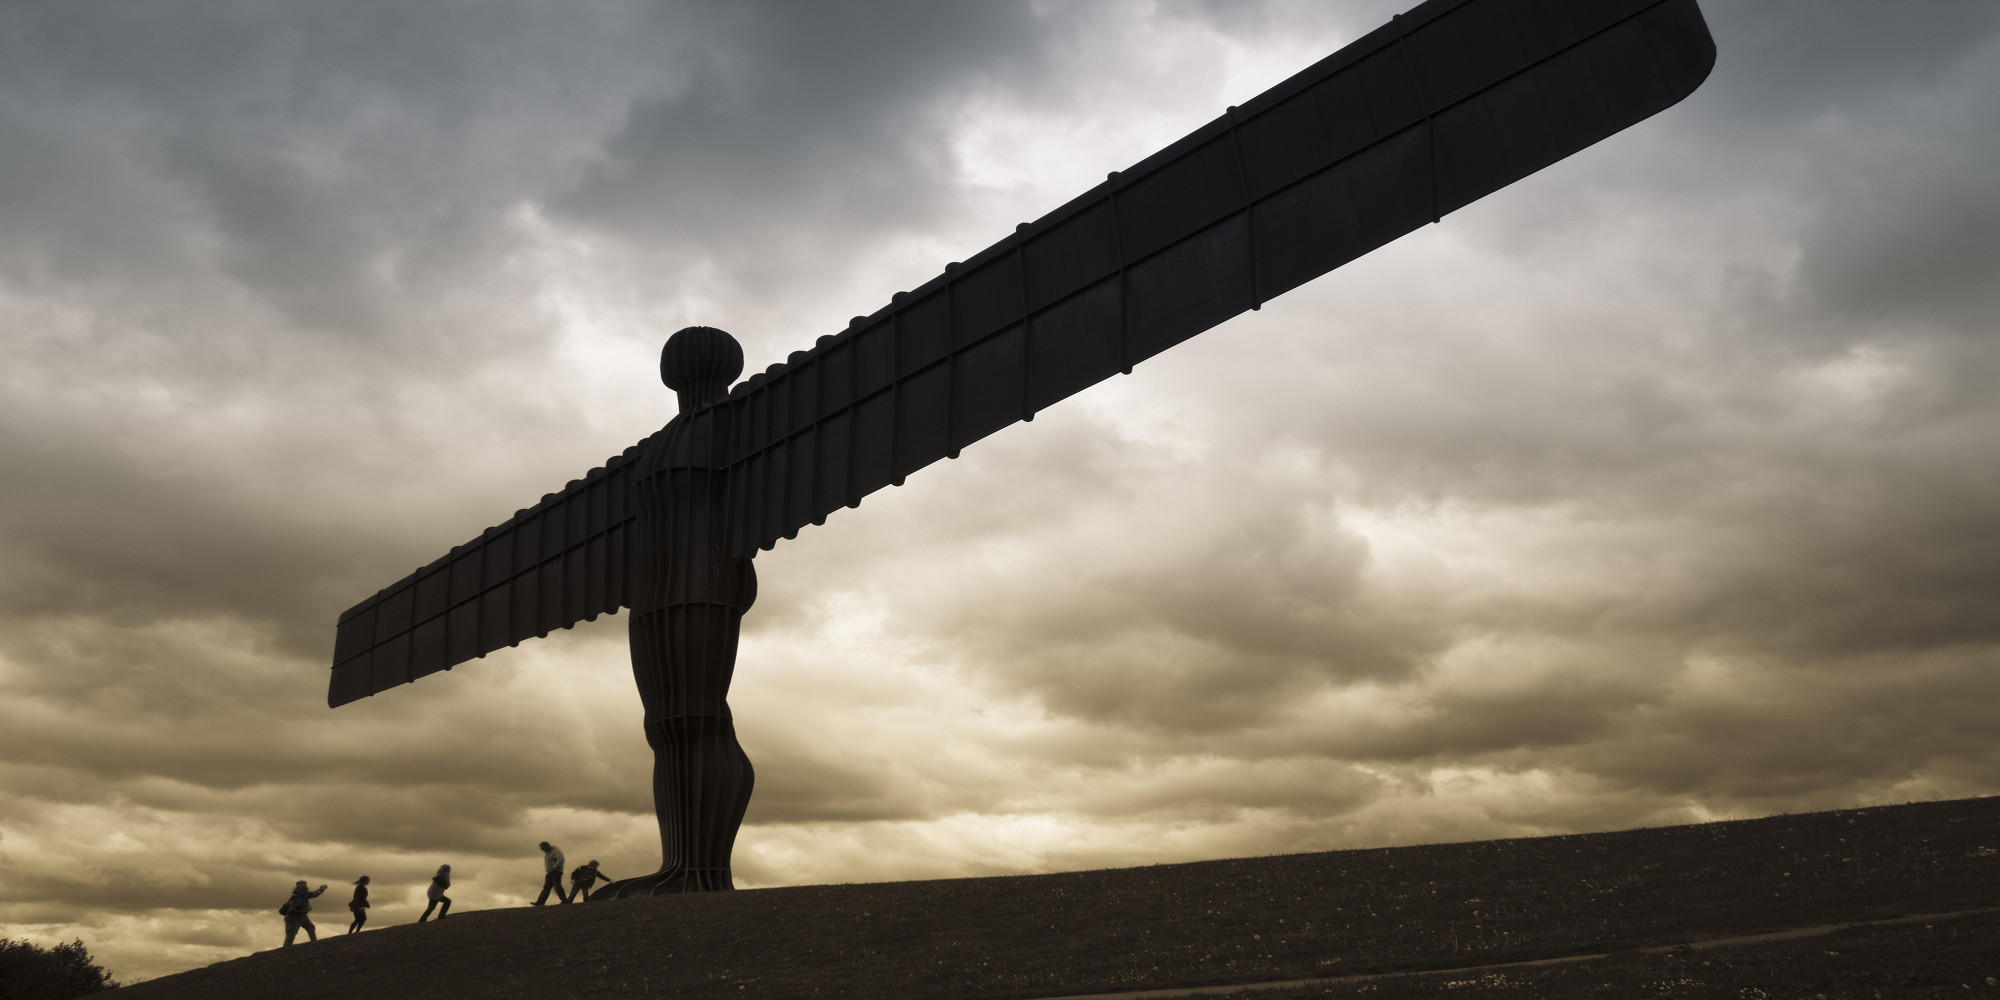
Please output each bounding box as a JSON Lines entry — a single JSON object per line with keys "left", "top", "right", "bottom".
{"left": 3, "top": 0, "right": 1999, "bottom": 983}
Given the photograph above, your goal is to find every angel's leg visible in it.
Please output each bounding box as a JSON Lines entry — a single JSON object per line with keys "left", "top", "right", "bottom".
{"left": 606, "top": 603, "right": 753, "bottom": 896}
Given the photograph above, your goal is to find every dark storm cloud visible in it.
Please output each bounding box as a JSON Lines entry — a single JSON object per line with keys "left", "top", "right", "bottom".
{"left": 558, "top": 3, "right": 1047, "bottom": 246}
{"left": 1690, "top": 0, "right": 2000, "bottom": 124}
{"left": 0, "top": 1, "right": 651, "bottom": 685}
{"left": 1794, "top": 90, "right": 2000, "bottom": 329}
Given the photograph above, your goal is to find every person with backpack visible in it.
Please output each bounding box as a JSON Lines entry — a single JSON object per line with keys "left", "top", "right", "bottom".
{"left": 420, "top": 864, "right": 452, "bottom": 921}
{"left": 279, "top": 880, "right": 327, "bottom": 946}
{"left": 569, "top": 860, "right": 612, "bottom": 902}
{"left": 346, "top": 875, "right": 370, "bottom": 934}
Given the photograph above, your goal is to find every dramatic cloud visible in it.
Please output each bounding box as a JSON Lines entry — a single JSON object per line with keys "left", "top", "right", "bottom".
{"left": 2, "top": 0, "right": 1997, "bottom": 983}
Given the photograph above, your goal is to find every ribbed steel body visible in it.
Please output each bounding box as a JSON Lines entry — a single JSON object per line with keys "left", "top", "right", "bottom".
{"left": 615, "top": 392, "right": 758, "bottom": 895}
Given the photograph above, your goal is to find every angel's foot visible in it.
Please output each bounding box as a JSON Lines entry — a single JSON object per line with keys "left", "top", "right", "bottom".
{"left": 595, "top": 868, "right": 681, "bottom": 899}
{"left": 593, "top": 866, "right": 734, "bottom": 898}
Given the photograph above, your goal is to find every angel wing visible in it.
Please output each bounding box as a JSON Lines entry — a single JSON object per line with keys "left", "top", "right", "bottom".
{"left": 326, "top": 429, "right": 666, "bottom": 706}
{"left": 704, "top": 0, "right": 1715, "bottom": 557}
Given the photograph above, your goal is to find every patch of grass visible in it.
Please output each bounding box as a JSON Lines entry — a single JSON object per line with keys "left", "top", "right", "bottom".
{"left": 115, "top": 796, "right": 2000, "bottom": 1000}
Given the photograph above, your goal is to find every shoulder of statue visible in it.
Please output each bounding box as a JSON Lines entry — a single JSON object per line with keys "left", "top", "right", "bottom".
{"left": 646, "top": 404, "right": 738, "bottom": 474}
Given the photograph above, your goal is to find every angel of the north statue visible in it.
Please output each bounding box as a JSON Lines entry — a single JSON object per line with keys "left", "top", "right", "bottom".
{"left": 327, "top": 0, "right": 1714, "bottom": 897}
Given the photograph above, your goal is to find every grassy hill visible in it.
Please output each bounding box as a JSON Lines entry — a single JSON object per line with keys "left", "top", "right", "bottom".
{"left": 114, "top": 797, "right": 2000, "bottom": 999}
{"left": 1197, "top": 910, "right": 2000, "bottom": 998}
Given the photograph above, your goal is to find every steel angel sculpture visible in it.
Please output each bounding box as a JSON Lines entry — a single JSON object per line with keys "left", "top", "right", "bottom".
{"left": 327, "top": 0, "right": 1716, "bottom": 896}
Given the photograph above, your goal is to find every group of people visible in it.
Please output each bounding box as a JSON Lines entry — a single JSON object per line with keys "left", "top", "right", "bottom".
{"left": 277, "top": 841, "right": 614, "bottom": 946}
{"left": 535, "top": 841, "right": 615, "bottom": 905}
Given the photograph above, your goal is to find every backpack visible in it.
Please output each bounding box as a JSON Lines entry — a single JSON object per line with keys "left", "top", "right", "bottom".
{"left": 278, "top": 899, "right": 294, "bottom": 916}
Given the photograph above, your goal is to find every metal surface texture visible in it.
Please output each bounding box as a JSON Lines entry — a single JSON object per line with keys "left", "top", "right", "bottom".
{"left": 327, "top": 0, "right": 1715, "bottom": 891}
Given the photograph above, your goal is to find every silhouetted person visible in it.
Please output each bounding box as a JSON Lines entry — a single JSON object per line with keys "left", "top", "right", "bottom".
{"left": 534, "top": 841, "right": 570, "bottom": 904}
{"left": 280, "top": 881, "right": 326, "bottom": 946}
{"left": 346, "top": 876, "right": 370, "bottom": 934}
{"left": 570, "top": 860, "right": 612, "bottom": 902}
{"left": 420, "top": 865, "right": 452, "bottom": 921}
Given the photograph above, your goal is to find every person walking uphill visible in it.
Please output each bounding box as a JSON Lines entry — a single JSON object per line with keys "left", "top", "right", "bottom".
{"left": 280, "top": 881, "right": 326, "bottom": 946}
{"left": 534, "top": 842, "right": 569, "bottom": 905}
{"left": 570, "top": 860, "right": 612, "bottom": 902}
{"left": 346, "top": 876, "right": 370, "bottom": 934}
{"left": 420, "top": 865, "right": 452, "bottom": 921}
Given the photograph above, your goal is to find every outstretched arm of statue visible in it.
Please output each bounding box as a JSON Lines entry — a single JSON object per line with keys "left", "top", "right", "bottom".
{"left": 701, "top": 0, "right": 1714, "bottom": 559}
{"left": 326, "top": 427, "right": 667, "bottom": 707}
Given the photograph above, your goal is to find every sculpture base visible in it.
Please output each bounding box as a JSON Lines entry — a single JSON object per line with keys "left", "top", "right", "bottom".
{"left": 592, "top": 866, "right": 736, "bottom": 899}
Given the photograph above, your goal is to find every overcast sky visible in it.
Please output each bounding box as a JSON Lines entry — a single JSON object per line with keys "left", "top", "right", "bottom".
{"left": 3, "top": 0, "right": 1998, "bottom": 983}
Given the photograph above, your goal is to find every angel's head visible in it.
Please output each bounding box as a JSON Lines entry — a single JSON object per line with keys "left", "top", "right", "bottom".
{"left": 661, "top": 326, "right": 744, "bottom": 413}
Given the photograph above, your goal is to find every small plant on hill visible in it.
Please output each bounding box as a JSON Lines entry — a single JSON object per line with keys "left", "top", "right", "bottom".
{"left": 0, "top": 938, "right": 120, "bottom": 999}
